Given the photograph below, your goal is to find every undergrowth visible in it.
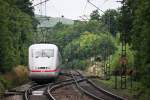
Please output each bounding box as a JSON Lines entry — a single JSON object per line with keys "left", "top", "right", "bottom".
{"left": 0, "top": 65, "right": 28, "bottom": 92}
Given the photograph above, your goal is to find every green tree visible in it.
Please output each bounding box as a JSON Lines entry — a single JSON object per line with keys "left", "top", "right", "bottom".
{"left": 132, "top": 0, "right": 150, "bottom": 88}
{"left": 90, "top": 10, "right": 101, "bottom": 21}
{"left": 63, "top": 32, "right": 116, "bottom": 64}
{"left": 120, "top": 0, "right": 150, "bottom": 95}
{"left": 101, "top": 9, "right": 119, "bottom": 36}
{"left": 0, "top": 0, "right": 35, "bottom": 72}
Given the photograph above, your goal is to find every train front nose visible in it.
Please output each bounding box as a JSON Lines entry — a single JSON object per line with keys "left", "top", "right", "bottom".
{"left": 29, "top": 57, "right": 56, "bottom": 79}
{"left": 29, "top": 69, "right": 60, "bottom": 80}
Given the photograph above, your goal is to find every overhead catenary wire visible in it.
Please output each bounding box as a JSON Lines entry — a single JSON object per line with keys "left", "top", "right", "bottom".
{"left": 83, "top": 0, "right": 88, "bottom": 15}
{"left": 40, "top": 0, "right": 42, "bottom": 15}
{"left": 33, "top": 0, "right": 51, "bottom": 43}
{"left": 87, "top": 0, "right": 105, "bottom": 14}
{"left": 33, "top": 0, "right": 50, "bottom": 7}
{"left": 45, "top": 0, "right": 46, "bottom": 16}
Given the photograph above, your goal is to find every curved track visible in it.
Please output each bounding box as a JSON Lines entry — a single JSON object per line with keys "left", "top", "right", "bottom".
{"left": 47, "top": 78, "right": 87, "bottom": 100}
{"left": 46, "top": 70, "right": 125, "bottom": 100}
{"left": 71, "top": 70, "right": 125, "bottom": 100}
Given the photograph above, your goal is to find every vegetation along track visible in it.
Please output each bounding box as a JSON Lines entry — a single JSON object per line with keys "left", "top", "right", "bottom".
{"left": 71, "top": 70, "right": 125, "bottom": 100}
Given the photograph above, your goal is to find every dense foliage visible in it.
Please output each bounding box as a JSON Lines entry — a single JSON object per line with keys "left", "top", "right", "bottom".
{"left": 44, "top": 20, "right": 117, "bottom": 70}
{"left": 119, "top": 0, "right": 150, "bottom": 98}
{"left": 101, "top": 9, "right": 119, "bottom": 36}
{"left": 0, "top": 0, "right": 35, "bottom": 73}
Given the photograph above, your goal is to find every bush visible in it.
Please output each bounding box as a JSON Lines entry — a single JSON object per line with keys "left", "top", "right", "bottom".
{"left": 12, "top": 65, "right": 28, "bottom": 84}
{"left": 110, "top": 43, "right": 134, "bottom": 71}
{"left": 0, "top": 65, "right": 28, "bottom": 91}
{"left": 64, "top": 59, "right": 88, "bottom": 70}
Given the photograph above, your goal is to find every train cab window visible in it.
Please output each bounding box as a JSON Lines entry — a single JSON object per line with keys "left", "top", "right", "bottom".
{"left": 33, "top": 49, "right": 54, "bottom": 58}
{"left": 42, "top": 49, "right": 54, "bottom": 58}
{"left": 34, "top": 50, "right": 42, "bottom": 58}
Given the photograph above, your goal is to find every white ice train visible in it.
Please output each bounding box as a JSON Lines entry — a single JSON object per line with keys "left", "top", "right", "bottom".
{"left": 28, "top": 44, "right": 62, "bottom": 80}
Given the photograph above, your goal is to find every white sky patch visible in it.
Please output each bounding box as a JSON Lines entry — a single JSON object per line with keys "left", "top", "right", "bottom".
{"left": 31, "top": 0, "right": 121, "bottom": 20}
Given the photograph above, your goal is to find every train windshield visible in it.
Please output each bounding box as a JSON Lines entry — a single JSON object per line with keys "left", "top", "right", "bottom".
{"left": 43, "top": 49, "right": 54, "bottom": 57}
{"left": 33, "top": 49, "right": 54, "bottom": 58}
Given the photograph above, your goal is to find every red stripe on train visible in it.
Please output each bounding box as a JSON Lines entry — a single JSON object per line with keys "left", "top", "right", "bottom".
{"left": 31, "top": 69, "right": 60, "bottom": 72}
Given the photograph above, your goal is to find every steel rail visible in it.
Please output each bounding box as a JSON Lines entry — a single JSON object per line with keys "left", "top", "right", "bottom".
{"left": 75, "top": 70, "right": 125, "bottom": 100}
{"left": 47, "top": 78, "right": 87, "bottom": 100}
{"left": 46, "top": 78, "right": 76, "bottom": 100}
{"left": 24, "top": 83, "right": 49, "bottom": 100}
{"left": 71, "top": 71, "right": 104, "bottom": 100}
{"left": 47, "top": 83, "right": 56, "bottom": 100}
{"left": 87, "top": 80, "right": 125, "bottom": 100}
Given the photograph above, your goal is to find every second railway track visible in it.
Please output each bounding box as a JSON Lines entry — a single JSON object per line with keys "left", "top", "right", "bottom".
{"left": 71, "top": 70, "right": 125, "bottom": 100}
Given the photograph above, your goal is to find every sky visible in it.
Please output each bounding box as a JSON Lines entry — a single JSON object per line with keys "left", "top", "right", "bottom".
{"left": 32, "top": 0, "right": 122, "bottom": 20}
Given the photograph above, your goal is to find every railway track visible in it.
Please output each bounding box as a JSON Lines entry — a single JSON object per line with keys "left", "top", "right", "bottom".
{"left": 2, "top": 70, "right": 125, "bottom": 100}
{"left": 46, "top": 70, "right": 125, "bottom": 100}
{"left": 47, "top": 77, "right": 87, "bottom": 100}
{"left": 24, "top": 82, "right": 50, "bottom": 100}
{"left": 71, "top": 70, "right": 125, "bottom": 100}
{"left": 23, "top": 74, "right": 84, "bottom": 100}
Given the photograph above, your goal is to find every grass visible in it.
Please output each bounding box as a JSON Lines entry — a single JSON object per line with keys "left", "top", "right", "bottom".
{"left": 92, "top": 76, "right": 143, "bottom": 100}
